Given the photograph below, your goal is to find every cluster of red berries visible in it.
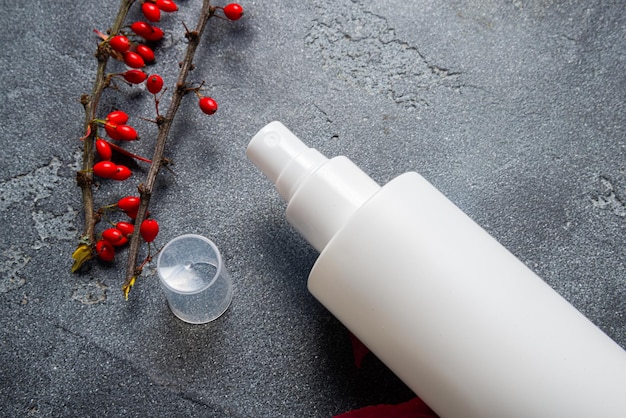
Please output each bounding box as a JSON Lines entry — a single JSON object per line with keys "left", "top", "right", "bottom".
{"left": 106, "top": 17, "right": 167, "bottom": 96}
{"left": 92, "top": 110, "right": 137, "bottom": 182}
{"left": 92, "top": 111, "right": 158, "bottom": 263}
{"left": 142, "top": 0, "right": 179, "bottom": 22}
{"left": 89, "top": 1, "right": 244, "bottom": 263}
{"left": 95, "top": 196, "right": 160, "bottom": 262}
{"left": 101, "top": 2, "right": 175, "bottom": 98}
{"left": 107, "top": 1, "right": 244, "bottom": 112}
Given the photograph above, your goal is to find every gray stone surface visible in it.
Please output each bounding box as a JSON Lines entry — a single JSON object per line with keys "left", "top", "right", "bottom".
{"left": 1, "top": 0, "right": 624, "bottom": 416}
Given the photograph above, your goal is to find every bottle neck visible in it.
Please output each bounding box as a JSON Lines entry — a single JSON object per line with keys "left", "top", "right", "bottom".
{"left": 285, "top": 156, "right": 380, "bottom": 252}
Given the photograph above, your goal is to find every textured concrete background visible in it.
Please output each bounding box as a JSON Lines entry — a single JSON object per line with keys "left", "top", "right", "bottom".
{"left": 1, "top": 0, "right": 624, "bottom": 416}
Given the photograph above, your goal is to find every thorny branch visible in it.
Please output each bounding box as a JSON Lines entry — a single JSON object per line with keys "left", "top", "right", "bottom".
{"left": 122, "top": 0, "right": 217, "bottom": 296}
{"left": 79, "top": 0, "right": 136, "bottom": 249}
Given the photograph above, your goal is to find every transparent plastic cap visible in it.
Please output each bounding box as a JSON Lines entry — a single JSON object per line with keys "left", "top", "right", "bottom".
{"left": 157, "top": 234, "right": 233, "bottom": 324}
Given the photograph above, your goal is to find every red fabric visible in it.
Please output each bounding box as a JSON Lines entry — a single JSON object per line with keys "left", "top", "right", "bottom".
{"left": 334, "top": 397, "right": 438, "bottom": 418}
{"left": 343, "top": 333, "right": 439, "bottom": 418}
{"left": 349, "top": 332, "right": 371, "bottom": 368}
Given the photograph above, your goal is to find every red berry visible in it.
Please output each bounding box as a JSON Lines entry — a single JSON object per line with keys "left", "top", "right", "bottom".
{"left": 115, "top": 125, "right": 138, "bottom": 141}
{"left": 156, "top": 0, "right": 178, "bottom": 12}
{"left": 140, "top": 219, "right": 159, "bottom": 243}
{"left": 114, "top": 236, "right": 128, "bottom": 246}
{"left": 123, "top": 51, "right": 145, "bottom": 68}
{"left": 142, "top": 2, "right": 161, "bottom": 22}
{"left": 223, "top": 3, "right": 244, "bottom": 20}
{"left": 112, "top": 165, "right": 132, "bottom": 181}
{"left": 122, "top": 69, "right": 148, "bottom": 84}
{"left": 96, "top": 240, "right": 115, "bottom": 262}
{"left": 95, "top": 138, "right": 112, "bottom": 160}
{"left": 198, "top": 96, "right": 218, "bottom": 115}
{"left": 144, "top": 25, "right": 164, "bottom": 41}
{"left": 93, "top": 161, "right": 118, "bottom": 178}
{"left": 136, "top": 44, "right": 155, "bottom": 62}
{"left": 131, "top": 21, "right": 152, "bottom": 38}
{"left": 106, "top": 110, "right": 129, "bottom": 125}
{"left": 115, "top": 221, "right": 135, "bottom": 238}
{"left": 133, "top": 22, "right": 164, "bottom": 41}
{"left": 105, "top": 123, "right": 137, "bottom": 141}
{"left": 104, "top": 123, "right": 122, "bottom": 140}
{"left": 118, "top": 196, "right": 141, "bottom": 212}
{"left": 102, "top": 228, "right": 125, "bottom": 246}
{"left": 126, "top": 209, "right": 138, "bottom": 219}
{"left": 146, "top": 74, "right": 164, "bottom": 94}
{"left": 109, "top": 34, "right": 130, "bottom": 53}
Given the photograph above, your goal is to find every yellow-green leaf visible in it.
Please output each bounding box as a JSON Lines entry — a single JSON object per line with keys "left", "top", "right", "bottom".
{"left": 71, "top": 243, "right": 92, "bottom": 273}
{"left": 122, "top": 276, "right": 137, "bottom": 300}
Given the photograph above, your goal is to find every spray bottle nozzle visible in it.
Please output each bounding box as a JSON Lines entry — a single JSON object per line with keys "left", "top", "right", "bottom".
{"left": 246, "top": 121, "right": 328, "bottom": 202}
{"left": 247, "top": 121, "right": 381, "bottom": 252}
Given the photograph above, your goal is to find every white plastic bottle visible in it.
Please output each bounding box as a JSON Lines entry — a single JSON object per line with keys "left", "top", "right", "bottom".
{"left": 246, "top": 121, "right": 626, "bottom": 418}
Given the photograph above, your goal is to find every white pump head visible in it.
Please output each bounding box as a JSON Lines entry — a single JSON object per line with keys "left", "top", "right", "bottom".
{"left": 247, "top": 121, "right": 381, "bottom": 252}
{"left": 246, "top": 121, "right": 328, "bottom": 202}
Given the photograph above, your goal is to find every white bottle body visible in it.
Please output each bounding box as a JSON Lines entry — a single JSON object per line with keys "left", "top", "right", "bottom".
{"left": 247, "top": 122, "right": 626, "bottom": 418}
{"left": 307, "top": 171, "right": 626, "bottom": 417}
